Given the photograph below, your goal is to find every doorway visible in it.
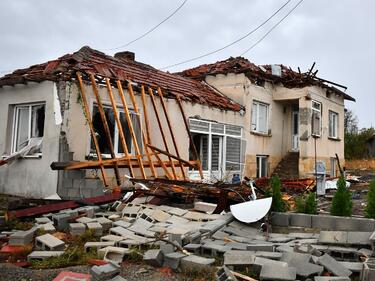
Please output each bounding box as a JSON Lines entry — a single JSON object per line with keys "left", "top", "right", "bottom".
{"left": 292, "top": 110, "right": 299, "bottom": 151}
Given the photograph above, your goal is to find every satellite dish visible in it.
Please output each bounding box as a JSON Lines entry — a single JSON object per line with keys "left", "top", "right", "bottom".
{"left": 230, "top": 197, "right": 272, "bottom": 223}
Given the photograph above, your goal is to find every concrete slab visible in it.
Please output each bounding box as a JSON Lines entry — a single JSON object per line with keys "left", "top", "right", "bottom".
{"left": 247, "top": 244, "right": 274, "bottom": 252}
{"left": 317, "top": 253, "right": 352, "bottom": 277}
{"left": 224, "top": 251, "right": 256, "bottom": 267}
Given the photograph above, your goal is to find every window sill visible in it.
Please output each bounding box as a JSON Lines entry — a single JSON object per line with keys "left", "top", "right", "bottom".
{"left": 328, "top": 137, "right": 341, "bottom": 142}
{"left": 2, "top": 154, "right": 42, "bottom": 159}
{"left": 250, "top": 131, "right": 272, "bottom": 137}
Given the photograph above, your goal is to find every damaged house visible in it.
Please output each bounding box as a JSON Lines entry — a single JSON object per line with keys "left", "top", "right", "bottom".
{"left": 0, "top": 47, "right": 355, "bottom": 199}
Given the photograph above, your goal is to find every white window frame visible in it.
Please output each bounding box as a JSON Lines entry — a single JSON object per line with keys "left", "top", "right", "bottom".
{"left": 251, "top": 100, "right": 269, "bottom": 134}
{"left": 90, "top": 103, "right": 141, "bottom": 158}
{"left": 11, "top": 102, "right": 45, "bottom": 155}
{"left": 256, "top": 155, "right": 269, "bottom": 178}
{"left": 328, "top": 110, "right": 339, "bottom": 139}
{"left": 311, "top": 100, "right": 322, "bottom": 137}
{"left": 189, "top": 119, "right": 245, "bottom": 180}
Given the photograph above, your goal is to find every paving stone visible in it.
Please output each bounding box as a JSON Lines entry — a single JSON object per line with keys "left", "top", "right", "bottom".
{"left": 35, "top": 233, "right": 65, "bottom": 251}
{"left": 316, "top": 253, "right": 352, "bottom": 277}
{"left": 69, "top": 223, "right": 86, "bottom": 236}
{"left": 35, "top": 217, "right": 52, "bottom": 224}
{"left": 319, "top": 231, "right": 348, "bottom": 244}
{"left": 87, "top": 222, "right": 103, "bottom": 236}
{"left": 90, "top": 263, "right": 120, "bottom": 281}
{"left": 289, "top": 213, "right": 312, "bottom": 228}
{"left": 84, "top": 241, "right": 115, "bottom": 252}
{"left": 143, "top": 249, "right": 164, "bottom": 267}
{"left": 163, "top": 252, "right": 186, "bottom": 270}
{"left": 180, "top": 254, "right": 215, "bottom": 271}
{"left": 27, "top": 250, "right": 65, "bottom": 261}
{"left": 259, "top": 263, "right": 297, "bottom": 281}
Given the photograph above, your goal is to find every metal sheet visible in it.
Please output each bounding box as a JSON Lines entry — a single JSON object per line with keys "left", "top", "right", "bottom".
{"left": 230, "top": 197, "right": 272, "bottom": 223}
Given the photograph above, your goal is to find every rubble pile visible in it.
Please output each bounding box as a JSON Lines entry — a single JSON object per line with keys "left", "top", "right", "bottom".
{"left": 1, "top": 200, "right": 375, "bottom": 281}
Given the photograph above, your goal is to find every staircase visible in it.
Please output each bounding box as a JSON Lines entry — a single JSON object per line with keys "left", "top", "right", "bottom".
{"left": 272, "top": 152, "right": 300, "bottom": 179}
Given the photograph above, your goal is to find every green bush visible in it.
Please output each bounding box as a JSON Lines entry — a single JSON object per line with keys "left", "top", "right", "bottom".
{"left": 268, "top": 175, "right": 286, "bottom": 212}
{"left": 330, "top": 176, "right": 352, "bottom": 217}
{"left": 295, "top": 192, "right": 317, "bottom": 214}
{"left": 365, "top": 180, "right": 375, "bottom": 218}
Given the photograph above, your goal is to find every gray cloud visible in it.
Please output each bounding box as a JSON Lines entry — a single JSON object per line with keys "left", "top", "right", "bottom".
{"left": 0, "top": 0, "right": 373, "bottom": 127}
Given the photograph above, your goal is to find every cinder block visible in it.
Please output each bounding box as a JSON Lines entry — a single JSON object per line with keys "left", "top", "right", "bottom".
{"left": 271, "top": 212, "right": 290, "bottom": 227}
{"left": 52, "top": 213, "right": 71, "bottom": 231}
{"left": 289, "top": 213, "right": 312, "bottom": 228}
{"left": 317, "top": 253, "right": 352, "bottom": 277}
{"left": 311, "top": 215, "right": 337, "bottom": 230}
{"left": 35, "top": 233, "right": 65, "bottom": 251}
{"left": 180, "top": 254, "right": 215, "bottom": 271}
{"left": 69, "top": 223, "right": 86, "bottom": 236}
{"left": 27, "top": 250, "right": 64, "bottom": 261}
{"left": 143, "top": 249, "right": 164, "bottom": 267}
{"left": 9, "top": 228, "right": 36, "bottom": 245}
{"left": 90, "top": 263, "right": 120, "bottom": 281}
{"left": 84, "top": 241, "right": 115, "bottom": 252}
{"left": 87, "top": 222, "right": 103, "bottom": 236}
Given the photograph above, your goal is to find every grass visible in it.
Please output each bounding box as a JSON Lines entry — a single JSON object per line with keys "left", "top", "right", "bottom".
{"left": 180, "top": 267, "right": 216, "bottom": 281}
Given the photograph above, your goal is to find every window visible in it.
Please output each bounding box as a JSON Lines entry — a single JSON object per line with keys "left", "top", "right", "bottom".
{"left": 256, "top": 155, "right": 268, "bottom": 178}
{"left": 251, "top": 101, "right": 269, "bottom": 134}
{"left": 91, "top": 104, "right": 142, "bottom": 156}
{"left": 189, "top": 119, "right": 246, "bottom": 179}
{"left": 329, "top": 111, "right": 338, "bottom": 139}
{"left": 311, "top": 100, "right": 322, "bottom": 137}
{"left": 12, "top": 103, "right": 45, "bottom": 154}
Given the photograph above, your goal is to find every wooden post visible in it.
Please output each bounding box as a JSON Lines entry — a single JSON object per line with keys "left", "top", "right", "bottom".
{"left": 176, "top": 95, "right": 203, "bottom": 179}
{"left": 116, "top": 80, "right": 147, "bottom": 179}
{"left": 157, "top": 87, "right": 186, "bottom": 180}
{"left": 76, "top": 72, "right": 109, "bottom": 187}
{"left": 140, "top": 86, "right": 157, "bottom": 178}
{"left": 89, "top": 74, "right": 122, "bottom": 186}
{"left": 148, "top": 87, "right": 177, "bottom": 179}
{"left": 105, "top": 78, "right": 135, "bottom": 177}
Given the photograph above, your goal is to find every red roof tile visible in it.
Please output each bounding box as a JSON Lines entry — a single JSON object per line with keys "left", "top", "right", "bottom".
{"left": 0, "top": 47, "right": 242, "bottom": 111}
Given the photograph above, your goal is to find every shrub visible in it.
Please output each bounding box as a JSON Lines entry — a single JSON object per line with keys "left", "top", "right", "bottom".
{"left": 295, "top": 192, "right": 317, "bottom": 214}
{"left": 331, "top": 176, "right": 352, "bottom": 216}
{"left": 269, "top": 175, "right": 286, "bottom": 212}
{"left": 365, "top": 180, "right": 375, "bottom": 218}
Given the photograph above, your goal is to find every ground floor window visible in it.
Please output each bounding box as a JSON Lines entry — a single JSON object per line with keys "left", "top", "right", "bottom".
{"left": 90, "top": 104, "right": 142, "bottom": 157}
{"left": 189, "top": 119, "right": 245, "bottom": 180}
{"left": 256, "top": 155, "right": 269, "bottom": 178}
{"left": 12, "top": 103, "right": 45, "bottom": 154}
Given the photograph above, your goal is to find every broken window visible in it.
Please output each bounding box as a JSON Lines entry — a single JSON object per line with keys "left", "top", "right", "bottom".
{"left": 91, "top": 104, "right": 142, "bottom": 156}
{"left": 311, "top": 100, "right": 322, "bottom": 137}
{"left": 12, "top": 103, "right": 45, "bottom": 154}
{"left": 251, "top": 101, "right": 269, "bottom": 134}
{"left": 329, "top": 110, "right": 338, "bottom": 139}
{"left": 256, "top": 155, "right": 268, "bottom": 178}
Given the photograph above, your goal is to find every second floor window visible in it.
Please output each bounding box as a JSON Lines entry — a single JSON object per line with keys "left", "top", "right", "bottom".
{"left": 251, "top": 101, "right": 269, "bottom": 134}
{"left": 312, "top": 100, "right": 322, "bottom": 137}
{"left": 329, "top": 111, "right": 339, "bottom": 139}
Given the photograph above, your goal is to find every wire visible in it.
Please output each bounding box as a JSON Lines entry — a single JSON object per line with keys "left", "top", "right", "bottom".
{"left": 240, "top": 0, "right": 305, "bottom": 56}
{"left": 109, "top": 0, "right": 188, "bottom": 50}
{"left": 161, "top": 0, "right": 292, "bottom": 70}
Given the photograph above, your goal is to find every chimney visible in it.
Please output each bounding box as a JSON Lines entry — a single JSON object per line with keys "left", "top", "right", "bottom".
{"left": 114, "top": 51, "right": 135, "bottom": 61}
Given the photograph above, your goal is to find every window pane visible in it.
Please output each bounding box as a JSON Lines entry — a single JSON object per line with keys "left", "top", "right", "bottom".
{"left": 16, "top": 107, "right": 30, "bottom": 151}
{"left": 261, "top": 157, "right": 268, "bottom": 177}
{"left": 118, "top": 112, "right": 131, "bottom": 154}
{"left": 226, "top": 136, "right": 241, "bottom": 171}
{"left": 251, "top": 103, "right": 257, "bottom": 131}
{"left": 201, "top": 135, "right": 209, "bottom": 170}
{"left": 91, "top": 106, "right": 115, "bottom": 155}
{"left": 258, "top": 104, "right": 268, "bottom": 133}
{"left": 312, "top": 111, "right": 321, "bottom": 136}
{"left": 31, "top": 104, "right": 45, "bottom": 138}
{"left": 211, "top": 136, "right": 221, "bottom": 171}
{"left": 131, "top": 113, "right": 142, "bottom": 154}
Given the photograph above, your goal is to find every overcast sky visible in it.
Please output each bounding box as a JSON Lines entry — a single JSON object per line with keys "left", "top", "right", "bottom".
{"left": 0, "top": 0, "right": 373, "bottom": 128}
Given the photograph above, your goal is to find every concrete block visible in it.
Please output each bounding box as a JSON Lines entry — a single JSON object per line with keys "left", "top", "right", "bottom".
{"left": 180, "top": 254, "right": 215, "bottom": 271}
{"left": 90, "top": 263, "right": 120, "bottom": 281}
{"left": 118, "top": 239, "right": 143, "bottom": 249}
{"left": 281, "top": 252, "right": 323, "bottom": 278}
{"left": 100, "top": 234, "right": 124, "bottom": 243}
{"left": 27, "top": 250, "right": 64, "bottom": 261}
{"left": 35, "top": 217, "right": 52, "bottom": 224}
{"left": 271, "top": 212, "right": 290, "bottom": 227}
{"left": 109, "top": 226, "right": 134, "bottom": 238}
{"left": 314, "top": 278, "right": 350, "bottom": 281}
{"left": 76, "top": 216, "right": 96, "bottom": 224}
{"left": 215, "top": 266, "right": 238, "bottom": 281}
{"left": 87, "top": 222, "right": 103, "bottom": 236}
{"left": 108, "top": 276, "right": 127, "bottom": 281}
{"left": 122, "top": 205, "right": 142, "bottom": 218}
{"left": 259, "top": 264, "right": 297, "bottom": 281}
{"left": 317, "top": 253, "right": 352, "bottom": 277}
{"left": 194, "top": 201, "right": 217, "bottom": 214}
{"left": 101, "top": 246, "right": 129, "bottom": 264}
{"left": 35, "top": 233, "right": 65, "bottom": 251}
{"left": 52, "top": 213, "right": 71, "bottom": 231}
{"left": 149, "top": 209, "right": 171, "bottom": 222}
{"left": 289, "top": 213, "right": 312, "bottom": 228}
{"left": 253, "top": 257, "right": 289, "bottom": 274}
{"left": 160, "top": 243, "right": 175, "bottom": 254}
{"left": 166, "top": 215, "right": 189, "bottom": 225}
{"left": 247, "top": 244, "right": 275, "bottom": 252}
{"left": 347, "top": 231, "right": 372, "bottom": 246}
{"left": 184, "top": 243, "right": 201, "bottom": 254}
{"left": 163, "top": 252, "right": 186, "bottom": 270}
{"left": 339, "top": 261, "right": 363, "bottom": 273}
{"left": 201, "top": 242, "right": 231, "bottom": 256}
{"left": 128, "top": 218, "right": 154, "bottom": 237}
{"left": 84, "top": 241, "right": 115, "bottom": 252}
{"left": 143, "top": 249, "right": 164, "bottom": 267}
{"left": 360, "top": 258, "right": 375, "bottom": 281}
{"left": 224, "top": 251, "right": 256, "bottom": 267}
{"left": 311, "top": 215, "right": 336, "bottom": 230}
{"left": 9, "top": 228, "right": 36, "bottom": 245}
{"left": 113, "top": 220, "right": 131, "bottom": 229}
{"left": 38, "top": 223, "right": 56, "bottom": 233}
{"left": 319, "top": 231, "right": 348, "bottom": 244}
{"left": 69, "top": 223, "right": 86, "bottom": 236}
{"left": 167, "top": 207, "right": 188, "bottom": 217}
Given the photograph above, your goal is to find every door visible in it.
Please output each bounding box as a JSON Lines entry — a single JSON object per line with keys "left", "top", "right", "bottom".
{"left": 292, "top": 110, "right": 299, "bottom": 151}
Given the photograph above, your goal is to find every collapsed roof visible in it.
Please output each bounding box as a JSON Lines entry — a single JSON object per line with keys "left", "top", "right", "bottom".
{"left": 0, "top": 46, "right": 242, "bottom": 111}
{"left": 177, "top": 57, "right": 355, "bottom": 102}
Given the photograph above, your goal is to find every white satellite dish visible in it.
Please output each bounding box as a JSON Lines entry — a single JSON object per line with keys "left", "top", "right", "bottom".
{"left": 230, "top": 197, "right": 272, "bottom": 223}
